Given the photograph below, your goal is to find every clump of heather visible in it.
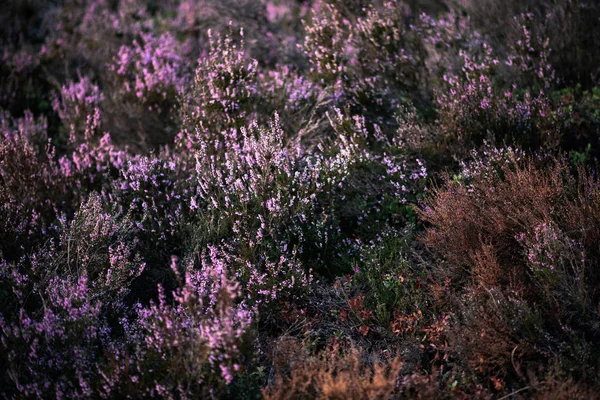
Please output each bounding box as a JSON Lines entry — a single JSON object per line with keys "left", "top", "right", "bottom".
{"left": 52, "top": 77, "right": 104, "bottom": 141}
{"left": 349, "top": 1, "right": 428, "bottom": 112}
{"left": 300, "top": 0, "right": 429, "bottom": 122}
{"left": 0, "top": 194, "right": 144, "bottom": 327}
{"left": 0, "top": 274, "right": 107, "bottom": 399}
{"left": 187, "top": 113, "right": 339, "bottom": 291}
{"left": 114, "top": 156, "right": 189, "bottom": 242}
{"left": 0, "top": 111, "right": 63, "bottom": 256}
{"left": 62, "top": 132, "right": 127, "bottom": 197}
{"left": 60, "top": 194, "right": 146, "bottom": 304}
{"left": 110, "top": 32, "right": 190, "bottom": 110}
{"left": 179, "top": 27, "right": 259, "bottom": 139}
{"left": 198, "top": 244, "right": 312, "bottom": 313}
{"left": 0, "top": 253, "right": 253, "bottom": 399}
{"left": 432, "top": 37, "right": 564, "bottom": 160}
{"left": 300, "top": 1, "right": 349, "bottom": 87}
{"left": 0, "top": 107, "right": 128, "bottom": 260}
{"left": 257, "top": 65, "right": 322, "bottom": 135}
{"left": 517, "top": 222, "right": 586, "bottom": 292}
{"left": 419, "top": 150, "right": 600, "bottom": 383}
{"left": 191, "top": 114, "right": 340, "bottom": 248}
{"left": 188, "top": 109, "right": 426, "bottom": 275}
{"left": 107, "top": 256, "right": 254, "bottom": 399}
{"left": 326, "top": 107, "right": 428, "bottom": 239}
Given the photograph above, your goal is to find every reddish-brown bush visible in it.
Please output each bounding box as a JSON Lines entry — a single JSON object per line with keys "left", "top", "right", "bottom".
{"left": 263, "top": 340, "right": 404, "bottom": 400}
{"left": 418, "top": 150, "right": 600, "bottom": 382}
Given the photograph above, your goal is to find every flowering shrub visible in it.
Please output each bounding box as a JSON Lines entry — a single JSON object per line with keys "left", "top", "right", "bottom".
{"left": 191, "top": 114, "right": 349, "bottom": 251}
{"left": 52, "top": 76, "right": 104, "bottom": 141}
{"left": 115, "top": 156, "right": 188, "bottom": 241}
{"left": 435, "top": 42, "right": 563, "bottom": 154}
{"left": 349, "top": 1, "right": 427, "bottom": 111}
{"left": 110, "top": 32, "right": 190, "bottom": 109}
{"left": 198, "top": 245, "right": 312, "bottom": 312}
{"left": 0, "top": 111, "right": 63, "bottom": 255}
{"left": 0, "top": 274, "right": 106, "bottom": 399}
{"left": 300, "top": 0, "right": 430, "bottom": 122}
{"left": 518, "top": 222, "right": 585, "bottom": 278}
{"left": 300, "top": 1, "right": 349, "bottom": 86}
{"left": 179, "top": 27, "right": 259, "bottom": 139}
{"left": 61, "top": 194, "right": 146, "bottom": 304}
{"left": 0, "top": 254, "right": 252, "bottom": 399}
{"left": 115, "top": 256, "right": 254, "bottom": 399}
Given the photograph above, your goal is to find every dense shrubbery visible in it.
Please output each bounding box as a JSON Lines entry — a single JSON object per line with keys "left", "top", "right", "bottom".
{"left": 1, "top": 0, "right": 600, "bottom": 398}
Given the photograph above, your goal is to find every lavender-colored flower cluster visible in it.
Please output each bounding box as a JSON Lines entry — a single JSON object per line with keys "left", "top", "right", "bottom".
{"left": 111, "top": 32, "right": 190, "bottom": 108}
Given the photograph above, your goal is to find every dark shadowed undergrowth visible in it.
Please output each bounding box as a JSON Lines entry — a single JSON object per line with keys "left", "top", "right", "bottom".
{"left": 1, "top": 0, "right": 600, "bottom": 398}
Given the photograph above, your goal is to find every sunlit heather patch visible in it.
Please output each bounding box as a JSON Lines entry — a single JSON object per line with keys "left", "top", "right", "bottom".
{"left": 1, "top": 0, "right": 599, "bottom": 397}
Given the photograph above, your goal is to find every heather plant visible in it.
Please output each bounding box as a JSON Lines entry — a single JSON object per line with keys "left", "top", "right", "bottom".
{"left": 0, "top": 106, "right": 131, "bottom": 264}
{"left": 100, "top": 31, "right": 192, "bottom": 149}
{"left": 0, "top": 193, "right": 144, "bottom": 324}
{"left": 325, "top": 108, "right": 428, "bottom": 235}
{"left": 0, "top": 111, "right": 64, "bottom": 257}
{"left": 110, "top": 32, "right": 190, "bottom": 110}
{"left": 349, "top": 1, "right": 428, "bottom": 114}
{"left": 108, "top": 256, "right": 255, "bottom": 399}
{"left": 419, "top": 150, "right": 600, "bottom": 383}
{"left": 61, "top": 132, "right": 127, "bottom": 198}
{"left": 463, "top": 0, "right": 600, "bottom": 88}
{"left": 434, "top": 43, "right": 563, "bottom": 155}
{"left": 517, "top": 222, "right": 586, "bottom": 289}
{"left": 188, "top": 108, "right": 425, "bottom": 276}
{"left": 507, "top": 13, "right": 557, "bottom": 91}
{"left": 300, "top": 1, "right": 349, "bottom": 87}
{"left": 300, "top": 0, "right": 430, "bottom": 124}
{"left": 58, "top": 193, "right": 146, "bottom": 305}
{"left": 114, "top": 155, "right": 189, "bottom": 242}
{"left": 0, "top": 273, "right": 107, "bottom": 399}
{"left": 179, "top": 26, "right": 259, "bottom": 142}
{"left": 256, "top": 65, "right": 324, "bottom": 137}
{"left": 0, "top": 252, "right": 254, "bottom": 399}
{"left": 188, "top": 113, "right": 347, "bottom": 279}
{"left": 52, "top": 76, "right": 104, "bottom": 145}
{"left": 260, "top": 66, "right": 319, "bottom": 113}
{"left": 197, "top": 245, "right": 312, "bottom": 313}
{"left": 180, "top": 25, "right": 332, "bottom": 151}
